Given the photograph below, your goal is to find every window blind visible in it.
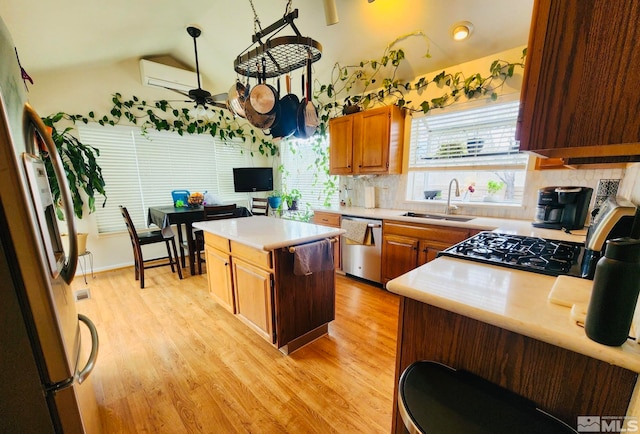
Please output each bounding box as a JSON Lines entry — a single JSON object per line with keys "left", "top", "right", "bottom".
{"left": 408, "top": 100, "right": 528, "bottom": 169}
{"left": 78, "top": 124, "right": 254, "bottom": 233}
{"left": 280, "top": 137, "right": 338, "bottom": 210}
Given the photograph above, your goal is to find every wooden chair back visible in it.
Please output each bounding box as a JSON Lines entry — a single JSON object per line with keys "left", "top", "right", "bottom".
{"left": 204, "top": 204, "right": 237, "bottom": 220}
{"left": 120, "top": 205, "right": 143, "bottom": 263}
{"left": 251, "top": 197, "right": 269, "bottom": 216}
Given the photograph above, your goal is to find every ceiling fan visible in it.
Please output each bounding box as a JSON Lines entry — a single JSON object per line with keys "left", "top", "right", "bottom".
{"left": 169, "top": 26, "right": 227, "bottom": 109}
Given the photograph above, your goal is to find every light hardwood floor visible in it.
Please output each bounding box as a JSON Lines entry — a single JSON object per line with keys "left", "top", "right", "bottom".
{"left": 74, "top": 266, "right": 399, "bottom": 433}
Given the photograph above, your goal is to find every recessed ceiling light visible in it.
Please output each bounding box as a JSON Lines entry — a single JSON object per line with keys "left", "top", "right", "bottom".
{"left": 450, "top": 21, "right": 474, "bottom": 41}
{"left": 368, "top": 0, "right": 375, "bottom": 3}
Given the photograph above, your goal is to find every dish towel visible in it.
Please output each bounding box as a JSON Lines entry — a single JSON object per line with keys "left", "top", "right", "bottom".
{"left": 341, "top": 220, "right": 374, "bottom": 246}
{"left": 293, "top": 239, "right": 334, "bottom": 276}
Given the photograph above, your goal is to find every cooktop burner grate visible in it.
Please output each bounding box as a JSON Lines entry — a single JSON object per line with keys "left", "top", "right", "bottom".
{"left": 438, "top": 231, "right": 585, "bottom": 277}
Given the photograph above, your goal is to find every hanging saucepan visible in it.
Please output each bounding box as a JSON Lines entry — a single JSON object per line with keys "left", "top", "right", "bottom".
{"left": 245, "top": 63, "right": 277, "bottom": 129}
{"left": 270, "top": 74, "right": 299, "bottom": 139}
{"left": 250, "top": 57, "right": 279, "bottom": 115}
{"left": 227, "top": 81, "right": 246, "bottom": 119}
{"left": 296, "top": 55, "right": 318, "bottom": 138}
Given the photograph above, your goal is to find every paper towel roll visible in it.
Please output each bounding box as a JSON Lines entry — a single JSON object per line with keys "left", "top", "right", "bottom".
{"left": 364, "top": 186, "right": 375, "bottom": 208}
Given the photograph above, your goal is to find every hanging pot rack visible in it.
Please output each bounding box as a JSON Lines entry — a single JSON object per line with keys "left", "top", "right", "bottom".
{"left": 233, "top": 9, "right": 322, "bottom": 79}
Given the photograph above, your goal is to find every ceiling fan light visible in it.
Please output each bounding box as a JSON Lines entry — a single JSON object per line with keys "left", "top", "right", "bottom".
{"left": 451, "top": 21, "right": 474, "bottom": 41}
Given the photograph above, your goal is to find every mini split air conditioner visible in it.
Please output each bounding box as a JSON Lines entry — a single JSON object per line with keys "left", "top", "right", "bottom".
{"left": 139, "top": 59, "right": 199, "bottom": 93}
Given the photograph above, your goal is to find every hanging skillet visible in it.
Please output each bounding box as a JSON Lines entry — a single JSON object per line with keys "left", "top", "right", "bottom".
{"left": 245, "top": 62, "right": 276, "bottom": 129}
{"left": 295, "top": 55, "right": 317, "bottom": 138}
{"left": 270, "top": 74, "right": 299, "bottom": 139}
{"left": 249, "top": 57, "right": 279, "bottom": 115}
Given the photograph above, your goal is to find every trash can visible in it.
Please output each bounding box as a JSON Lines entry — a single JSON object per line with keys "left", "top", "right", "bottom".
{"left": 398, "top": 361, "right": 577, "bottom": 434}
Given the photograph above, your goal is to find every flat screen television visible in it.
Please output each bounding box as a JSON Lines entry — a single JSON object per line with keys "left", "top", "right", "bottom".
{"left": 233, "top": 167, "right": 274, "bottom": 192}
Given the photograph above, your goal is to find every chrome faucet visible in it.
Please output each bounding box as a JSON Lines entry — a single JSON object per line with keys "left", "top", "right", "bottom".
{"left": 445, "top": 178, "right": 460, "bottom": 214}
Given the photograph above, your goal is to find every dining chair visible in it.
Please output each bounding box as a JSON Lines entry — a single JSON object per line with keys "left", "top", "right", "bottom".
{"left": 250, "top": 197, "right": 269, "bottom": 216}
{"left": 120, "top": 206, "right": 182, "bottom": 288}
{"left": 191, "top": 204, "right": 238, "bottom": 274}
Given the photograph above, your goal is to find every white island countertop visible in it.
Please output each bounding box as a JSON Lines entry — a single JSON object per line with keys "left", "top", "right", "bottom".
{"left": 193, "top": 216, "right": 345, "bottom": 251}
{"left": 386, "top": 256, "right": 640, "bottom": 373}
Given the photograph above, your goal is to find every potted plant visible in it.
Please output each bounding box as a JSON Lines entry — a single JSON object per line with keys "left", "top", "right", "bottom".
{"left": 283, "top": 189, "right": 301, "bottom": 211}
{"left": 41, "top": 114, "right": 107, "bottom": 220}
{"left": 267, "top": 191, "right": 282, "bottom": 211}
{"left": 484, "top": 180, "right": 505, "bottom": 202}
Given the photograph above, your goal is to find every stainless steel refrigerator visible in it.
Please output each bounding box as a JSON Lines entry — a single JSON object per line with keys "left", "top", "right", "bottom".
{"left": 0, "top": 15, "right": 100, "bottom": 433}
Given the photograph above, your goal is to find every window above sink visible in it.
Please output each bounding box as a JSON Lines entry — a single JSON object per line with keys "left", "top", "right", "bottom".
{"left": 405, "top": 98, "right": 531, "bottom": 207}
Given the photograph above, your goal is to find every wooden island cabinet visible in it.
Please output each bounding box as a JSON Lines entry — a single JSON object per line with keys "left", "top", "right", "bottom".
{"left": 195, "top": 217, "right": 344, "bottom": 354}
{"left": 517, "top": 0, "right": 640, "bottom": 164}
{"left": 328, "top": 105, "right": 405, "bottom": 175}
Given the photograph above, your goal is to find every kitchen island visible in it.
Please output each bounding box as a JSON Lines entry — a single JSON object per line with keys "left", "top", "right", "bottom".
{"left": 193, "top": 216, "right": 344, "bottom": 354}
{"left": 386, "top": 256, "right": 640, "bottom": 432}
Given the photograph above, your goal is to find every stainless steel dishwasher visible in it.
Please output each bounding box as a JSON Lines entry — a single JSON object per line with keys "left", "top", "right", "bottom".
{"left": 341, "top": 216, "right": 383, "bottom": 284}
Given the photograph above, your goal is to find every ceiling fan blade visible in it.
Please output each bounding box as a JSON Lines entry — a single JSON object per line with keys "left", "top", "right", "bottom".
{"left": 210, "top": 92, "right": 228, "bottom": 102}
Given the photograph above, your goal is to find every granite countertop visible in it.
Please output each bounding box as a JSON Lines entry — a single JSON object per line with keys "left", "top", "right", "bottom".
{"left": 193, "top": 216, "right": 345, "bottom": 251}
{"left": 386, "top": 256, "right": 640, "bottom": 373}
{"left": 313, "top": 206, "right": 588, "bottom": 243}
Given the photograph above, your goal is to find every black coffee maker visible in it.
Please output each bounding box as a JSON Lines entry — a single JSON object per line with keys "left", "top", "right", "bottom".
{"left": 532, "top": 186, "right": 593, "bottom": 230}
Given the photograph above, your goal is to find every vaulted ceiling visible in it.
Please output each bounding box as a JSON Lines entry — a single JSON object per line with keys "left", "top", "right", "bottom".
{"left": 0, "top": 0, "right": 534, "bottom": 97}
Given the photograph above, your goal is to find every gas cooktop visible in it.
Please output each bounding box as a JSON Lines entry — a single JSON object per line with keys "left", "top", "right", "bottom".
{"left": 438, "top": 231, "right": 585, "bottom": 277}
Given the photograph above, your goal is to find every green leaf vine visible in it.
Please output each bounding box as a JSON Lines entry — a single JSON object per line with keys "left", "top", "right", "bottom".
{"left": 57, "top": 93, "right": 279, "bottom": 157}
{"left": 315, "top": 30, "right": 526, "bottom": 123}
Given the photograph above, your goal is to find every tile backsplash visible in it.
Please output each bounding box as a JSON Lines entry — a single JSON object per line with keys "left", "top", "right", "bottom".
{"left": 340, "top": 164, "right": 638, "bottom": 222}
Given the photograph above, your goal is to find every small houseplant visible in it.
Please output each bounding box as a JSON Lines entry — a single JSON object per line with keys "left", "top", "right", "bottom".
{"left": 283, "top": 189, "right": 301, "bottom": 211}
{"left": 267, "top": 191, "right": 282, "bottom": 211}
{"left": 484, "top": 180, "right": 505, "bottom": 202}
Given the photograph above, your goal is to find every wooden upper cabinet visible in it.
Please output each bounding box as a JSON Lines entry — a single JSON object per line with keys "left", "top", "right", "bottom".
{"left": 517, "top": 0, "right": 640, "bottom": 164}
{"left": 329, "top": 105, "right": 405, "bottom": 175}
{"left": 328, "top": 115, "right": 355, "bottom": 175}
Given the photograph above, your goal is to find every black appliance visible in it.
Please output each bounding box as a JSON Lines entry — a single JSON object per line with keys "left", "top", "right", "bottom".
{"left": 232, "top": 167, "right": 274, "bottom": 192}
{"left": 439, "top": 197, "right": 639, "bottom": 279}
{"left": 532, "top": 186, "right": 593, "bottom": 230}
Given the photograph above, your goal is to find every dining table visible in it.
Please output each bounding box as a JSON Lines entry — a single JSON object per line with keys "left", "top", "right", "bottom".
{"left": 147, "top": 205, "right": 250, "bottom": 275}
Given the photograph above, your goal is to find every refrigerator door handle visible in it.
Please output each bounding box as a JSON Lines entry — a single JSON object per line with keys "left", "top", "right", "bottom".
{"left": 76, "top": 314, "right": 99, "bottom": 384}
{"left": 23, "top": 103, "right": 78, "bottom": 283}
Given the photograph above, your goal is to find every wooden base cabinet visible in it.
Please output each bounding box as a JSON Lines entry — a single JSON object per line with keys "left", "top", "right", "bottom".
{"left": 382, "top": 220, "right": 475, "bottom": 284}
{"left": 233, "top": 258, "right": 274, "bottom": 343}
{"left": 205, "top": 247, "right": 235, "bottom": 314}
{"left": 204, "top": 233, "right": 235, "bottom": 313}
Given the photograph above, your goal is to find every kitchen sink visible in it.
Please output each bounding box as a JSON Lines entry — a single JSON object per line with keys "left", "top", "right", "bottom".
{"left": 401, "top": 212, "right": 474, "bottom": 222}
